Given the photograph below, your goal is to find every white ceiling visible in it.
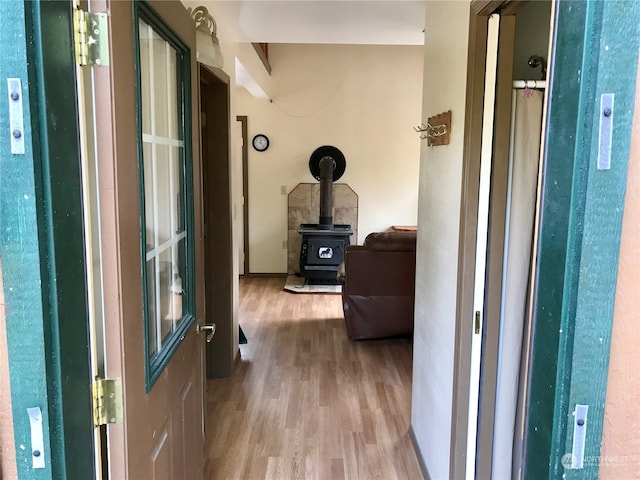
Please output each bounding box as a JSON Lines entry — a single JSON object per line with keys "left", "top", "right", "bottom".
{"left": 210, "top": 1, "right": 426, "bottom": 45}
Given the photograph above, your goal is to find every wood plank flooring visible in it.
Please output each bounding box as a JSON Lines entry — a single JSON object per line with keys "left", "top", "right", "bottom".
{"left": 204, "top": 277, "right": 422, "bottom": 480}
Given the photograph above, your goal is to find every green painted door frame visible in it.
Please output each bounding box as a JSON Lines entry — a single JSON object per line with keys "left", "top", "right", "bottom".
{"left": 524, "top": 1, "right": 640, "bottom": 478}
{"left": 1, "top": 1, "right": 94, "bottom": 478}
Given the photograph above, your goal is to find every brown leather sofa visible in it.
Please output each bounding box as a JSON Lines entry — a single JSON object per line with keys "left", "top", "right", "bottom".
{"left": 337, "top": 231, "right": 417, "bottom": 340}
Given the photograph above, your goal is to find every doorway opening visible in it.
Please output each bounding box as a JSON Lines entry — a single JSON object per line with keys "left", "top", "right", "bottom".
{"left": 199, "top": 65, "right": 236, "bottom": 378}
{"left": 452, "top": 1, "right": 553, "bottom": 479}
{"left": 236, "top": 115, "right": 249, "bottom": 276}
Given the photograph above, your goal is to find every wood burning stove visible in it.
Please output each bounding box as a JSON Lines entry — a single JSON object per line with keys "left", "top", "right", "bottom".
{"left": 299, "top": 146, "right": 352, "bottom": 284}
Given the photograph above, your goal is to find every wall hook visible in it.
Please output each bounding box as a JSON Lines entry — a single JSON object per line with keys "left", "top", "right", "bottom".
{"left": 414, "top": 110, "right": 451, "bottom": 146}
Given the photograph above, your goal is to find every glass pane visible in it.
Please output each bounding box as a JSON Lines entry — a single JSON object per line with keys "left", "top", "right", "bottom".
{"left": 139, "top": 21, "right": 152, "bottom": 135}
{"left": 143, "top": 142, "right": 156, "bottom": 250}
{"left": 146, "top": 259, "right": 158, "bottom": 357}
{"left": 170, "top": 146, "right": 183, "bottom": 234}
{"left": 159, "top": 249, "right": 175, "bottom": 341}
{"left": 174, "top": 238, "right": 185, "bottom": 323}
{"left": 167, "top": 50, "right": 179, "bottom": 140}
{"left": 152, "top": 31, "right": 169, "bottom": 138}
{"left": 155, "top": 145, "right": 172, "bottom": 245}
{"left": 173, "top": 240, "right": 186, "bottom": 326}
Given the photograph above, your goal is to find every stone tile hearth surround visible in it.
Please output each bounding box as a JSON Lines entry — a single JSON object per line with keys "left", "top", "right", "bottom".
{"left": 287, "top": 183, "right": 358, "bottom": 275}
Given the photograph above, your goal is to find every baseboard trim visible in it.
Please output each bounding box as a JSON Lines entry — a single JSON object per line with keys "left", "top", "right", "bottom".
{"left": 242, "top": 273, "right": 287, "bottom": 278}
{"left": 409, "top": 425, "right": 432, "bottom": 480}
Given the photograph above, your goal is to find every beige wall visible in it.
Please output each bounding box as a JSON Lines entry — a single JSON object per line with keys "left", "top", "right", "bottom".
{"left": 600, "top": 59, "right": 640, "bottom": 479}
{"left": 411, "top": 2, "right": 470, "bottom": 479}
{"left": 237, "top": 43, "right": 423, "bottom": 273}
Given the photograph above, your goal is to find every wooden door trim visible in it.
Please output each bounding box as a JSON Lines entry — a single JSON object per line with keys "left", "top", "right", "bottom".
{"left": 450, "top": 5, "right": 489, "bottom": 478}
{"left": 471, "top": 0, "right": 505, "bottom": 15}
{"left": 94, "top": 2, "right": 141, "bottom": 477}
{"left": 199, "top": 64, "right": 235, "bottom": 378}
{"left": 237, "top": 115, "right": 250, "bottom": 275}
{"left": 451, "top": 1, "right": 520, "bottom": 478}
{"left": 90, "top": 0, "right": 130, "bottom": 476}
{"left": 472, "top": 0, "right": 527, "bottom": 15}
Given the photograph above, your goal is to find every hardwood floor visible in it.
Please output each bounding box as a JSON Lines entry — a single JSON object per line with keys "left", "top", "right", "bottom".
{"left": 204, "top": 277, "right": 422, "bottom": 480}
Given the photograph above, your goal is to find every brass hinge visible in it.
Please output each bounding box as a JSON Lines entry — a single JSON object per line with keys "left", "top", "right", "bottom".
{"left": 92, "top": 378, "right": 123, "bottom": 426}
{"left": 73, "top": 8, "right": 110, "bottom": 67}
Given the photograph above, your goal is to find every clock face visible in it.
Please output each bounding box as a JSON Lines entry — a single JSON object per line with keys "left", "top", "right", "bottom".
{"left": 252, "top": 134, "right": 269, "bottom": 152}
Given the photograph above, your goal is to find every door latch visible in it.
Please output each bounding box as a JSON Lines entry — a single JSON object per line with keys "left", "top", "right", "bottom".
{"left": 197, "top": 321, "right": 216, "bottom": 343}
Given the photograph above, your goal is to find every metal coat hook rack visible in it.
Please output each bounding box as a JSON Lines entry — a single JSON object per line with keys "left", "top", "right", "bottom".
{"left": 414, "top": 110, "right": 451, "bottom": 146}
{"left": 413, "top": 122, "right": 447, "bottom": 139}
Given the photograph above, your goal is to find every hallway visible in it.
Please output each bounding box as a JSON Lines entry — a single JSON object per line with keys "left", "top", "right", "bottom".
{"left": 204, "top": 277, "right": 422, "bottom": 479}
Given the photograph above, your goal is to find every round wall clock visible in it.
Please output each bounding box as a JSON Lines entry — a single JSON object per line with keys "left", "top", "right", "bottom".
{"left": 252, "top": 134, "right": 270, "bottom": 152}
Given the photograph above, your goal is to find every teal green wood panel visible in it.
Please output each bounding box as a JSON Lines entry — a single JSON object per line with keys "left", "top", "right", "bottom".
{"left": 525, "top": 0, "right": 640, "bottom": 479}
{"left": 558, "top": 0, "right": 640, "bottom": 478}
{"left": 25, "top": 1, "right": 96, "bottom": 478}
{"left": 523, "top": 2, "right": 588, "bottom": 478}
{"left": 0, "top": 2, "right": 54, "bottom": 479}
{"left": 549, "top": 1, "right": 605, "bottom": 477}
{"left": 1, "top": 1, "right": 95, "bottom": 478}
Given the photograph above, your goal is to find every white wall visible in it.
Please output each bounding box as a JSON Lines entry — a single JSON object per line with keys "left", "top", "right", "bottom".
{"left": 237, "top": 43, "right": 424, "bottom": 273}
{"left": 411, "top": 2, "right": 471, "bottom": 479}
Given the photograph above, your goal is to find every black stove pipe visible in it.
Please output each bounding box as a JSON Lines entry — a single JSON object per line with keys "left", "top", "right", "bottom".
{"left": 319, "top": 156, "right": 335, "bottom": 228}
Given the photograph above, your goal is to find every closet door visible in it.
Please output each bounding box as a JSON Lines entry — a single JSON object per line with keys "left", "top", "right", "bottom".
{"left": 465, "top": 12, "right": 500, "bottom": 480}
{"left": 473, "top": 12, "right": 517, "bottom": 480}
{"left": 454, "top": 2, "right": 551, "bottom": 479}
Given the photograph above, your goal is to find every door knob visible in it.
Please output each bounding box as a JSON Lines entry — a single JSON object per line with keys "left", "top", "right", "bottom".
{"left": 197, "top": 321, "right": 216, "bottom": 343}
